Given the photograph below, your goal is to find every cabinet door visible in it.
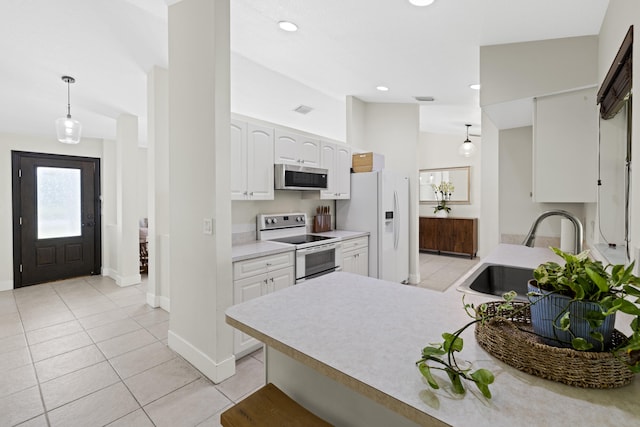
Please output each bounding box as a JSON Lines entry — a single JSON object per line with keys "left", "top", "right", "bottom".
{"left": 268, "top": 266, "right": 295, "bottom": 293}
{"left": 274, "top": 130, "right": 299, "bottom": 164}
{"left": 319, "top": 142, "right": 337, "bottom": 199}
{"left": 233, "top": 273, "right": 267, "bottom": 355}
{"left": 299, "top": 137, "right": 321, "bottom": 167}
{"left": 335, "top": 144, "right": 352, "bottom": 199}
{"left": 419, "top": 217, "right": 438, "bottom": 251}
{"left": 342, "top": 251, "right": 357, "bottom": 274}
{"left": 247, "top": 124, "right": 274, "bottom": 200}
{"left": 438, "top": 219, "right": 475, "bottom": 255}
{"left": 533, "top": 87, "right": 598, "bottom": 202}
{"left": 230, "top": 120, "right": 248, "bottom": 200}
{"left": 354, "top": 248, "right": 369, "bottom": 276}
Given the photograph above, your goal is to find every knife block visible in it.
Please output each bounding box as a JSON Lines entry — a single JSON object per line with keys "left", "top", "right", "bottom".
{"left": 312, "top": 214, "right": 332, "bottom": 233}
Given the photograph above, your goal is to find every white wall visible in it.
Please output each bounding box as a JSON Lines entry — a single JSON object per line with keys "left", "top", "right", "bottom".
{"left": 480, "top": 36, "right": 598, "bottom": 108}
{"left": 137, "top": 147, "right": 148, "bottom": 222}
{"left": 417, "top": 132, "right": 481, "bottom": 219}
{"left": 346, "top": 101, "right": 421, "bottom": 284}
{"left": 479, "top": 113, "right": 500, "bottom": 256}
{"left": 231, "top": 53, "right": 346, "bottom": 142}
{"left": 0, "top": 133, "right": 104, "bottom": 290}
{"left": 167, "top": 0, "right": 234, "bottom": 383}
{"left": 498, "top": 126, "right": 584, "bottom": 245}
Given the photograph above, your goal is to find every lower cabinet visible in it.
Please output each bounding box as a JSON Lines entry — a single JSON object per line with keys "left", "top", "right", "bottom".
{"left": 341, "top": 236, "right": 369, "bottom": 276}
{"left": 233, "top": 252, "right": 295, "bottom": 356}
{"left": 419, "top": 217, "right": 477, "bottom": 258}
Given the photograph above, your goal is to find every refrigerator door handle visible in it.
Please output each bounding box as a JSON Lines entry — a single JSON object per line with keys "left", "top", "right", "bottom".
{"left": 393, "top": 190, "right": 399, "bottom": 250}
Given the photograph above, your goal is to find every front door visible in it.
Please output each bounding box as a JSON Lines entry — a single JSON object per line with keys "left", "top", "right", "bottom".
{"left": 12, "top": 151, "right": 101, "bottom": 288}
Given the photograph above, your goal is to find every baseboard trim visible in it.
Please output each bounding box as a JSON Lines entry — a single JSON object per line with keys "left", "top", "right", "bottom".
{"left": 146, "top": 293, "right": 171, "bottom": 312}
{"left": 168, "top": 330, "right": 236, "bottom": 384}
{"left": 116, "top": 273, "right": 142, "bottom": 287}
{"left": 0, "top": 279, "right": 13, "bottom": 291}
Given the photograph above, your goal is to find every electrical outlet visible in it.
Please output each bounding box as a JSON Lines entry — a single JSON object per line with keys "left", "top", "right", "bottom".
{"left": 203, "top": 218, "right": 213, "bottom": 235}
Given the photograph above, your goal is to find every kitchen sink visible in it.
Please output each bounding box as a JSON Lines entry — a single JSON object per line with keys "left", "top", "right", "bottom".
{"left": 457, "top": 263, "right": 534, "bottom": 300}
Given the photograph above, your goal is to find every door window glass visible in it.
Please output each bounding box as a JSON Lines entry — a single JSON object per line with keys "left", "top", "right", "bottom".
{"left": 36, "top": 167, "right": 81, "bottom": 239}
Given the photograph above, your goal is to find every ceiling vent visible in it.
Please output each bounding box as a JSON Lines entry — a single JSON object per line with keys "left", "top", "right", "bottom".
{"left": 414, "top": 96, "right": 435, "bottom": 102}
{"left": 293, "top": 105, "right": 314, "bottom": 115}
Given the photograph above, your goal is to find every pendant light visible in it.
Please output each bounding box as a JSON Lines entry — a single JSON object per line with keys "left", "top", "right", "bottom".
{"left": 458, "top": 124, "right": 476, "bottom": 158}
{"left": 55, "top": 76, "right": 82, "bottom": 144}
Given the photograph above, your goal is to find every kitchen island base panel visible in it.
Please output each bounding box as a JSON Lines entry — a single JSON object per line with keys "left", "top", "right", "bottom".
{"left": 266, "top": 347, "right": 442, "bottom": 427}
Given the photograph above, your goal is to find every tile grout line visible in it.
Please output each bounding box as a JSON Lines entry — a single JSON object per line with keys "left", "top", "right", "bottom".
{"left": 13, "top": 289, "right": 52, "bottom": 427}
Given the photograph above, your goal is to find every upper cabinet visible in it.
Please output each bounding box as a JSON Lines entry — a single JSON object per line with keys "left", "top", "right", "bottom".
{"left": 274, "top": 129, "right": 321, "bottom": 167}
{"left": 231, "top": 119, "right": 274, "bottom": 201}
{"left": 532, "top": 87, "right": 598, "bottom": 203}
{"left": 319, "top": 141, "right": 351, "bottom": 200}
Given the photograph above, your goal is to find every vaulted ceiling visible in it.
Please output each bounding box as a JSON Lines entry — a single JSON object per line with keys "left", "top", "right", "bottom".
{"left": 0, "top": 0, "right": 609, "bottom": 142}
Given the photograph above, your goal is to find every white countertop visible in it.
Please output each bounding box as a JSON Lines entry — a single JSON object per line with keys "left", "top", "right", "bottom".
{"left": 232, "top": 230, "right": 368, "bottom": 262}
{"left": 226, "top": 245, "right": 639, "bottom": 427}
{"left": 311, "top": 229, "right": 369, "bottom": 240}
{"left": 231, "top": 240, "right": 293, "bottom": 262}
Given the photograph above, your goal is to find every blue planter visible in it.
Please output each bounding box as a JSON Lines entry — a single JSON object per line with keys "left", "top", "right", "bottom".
{"left": 527, "top": 280, "right": 616, "bottom": 350}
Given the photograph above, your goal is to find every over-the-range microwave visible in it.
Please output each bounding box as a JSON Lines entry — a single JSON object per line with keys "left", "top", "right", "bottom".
{"left": 274, "top": 163, "right": 329, "bottom": 191}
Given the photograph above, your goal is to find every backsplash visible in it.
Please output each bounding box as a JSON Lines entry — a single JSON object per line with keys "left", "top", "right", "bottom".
{"left": 501, "top": 234, "right": 561, "bottom": 249}
{"left": 232, "top": 190, "right": 336, "bottom": 244}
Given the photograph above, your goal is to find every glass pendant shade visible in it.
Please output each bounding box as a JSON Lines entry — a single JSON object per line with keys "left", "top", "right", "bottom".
{"left": 458, "top": 124, "right": 476, "bottom": 157}
{"left": 56, "top": 115, "right": 82, "bottom": 144}
{"left": 56, "top": 76, "right": 81, "bottom": 144}
{"left": 458, "top": 140, "right": 476, "bottom": 157}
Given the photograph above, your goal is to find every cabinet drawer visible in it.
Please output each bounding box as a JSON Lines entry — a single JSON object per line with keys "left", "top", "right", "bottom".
{"left": 341, "top": 236, "right": 368, "bottom": 253}
{"left": 233, "top": 251, "right": 295, "bottom": 280}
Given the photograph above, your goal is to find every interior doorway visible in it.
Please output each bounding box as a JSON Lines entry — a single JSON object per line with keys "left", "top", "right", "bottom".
{"left": 12, "top": 151, "right": 101, "bottom": 288}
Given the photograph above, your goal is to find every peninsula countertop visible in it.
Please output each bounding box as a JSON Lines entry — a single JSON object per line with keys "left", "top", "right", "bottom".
{"left": 225, "top": 244, "right": 639, "bottom": 427}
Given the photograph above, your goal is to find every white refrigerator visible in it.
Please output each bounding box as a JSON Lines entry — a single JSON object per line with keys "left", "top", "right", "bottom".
{"left": 336, "top": 170, "right": 409, "bottom": 283}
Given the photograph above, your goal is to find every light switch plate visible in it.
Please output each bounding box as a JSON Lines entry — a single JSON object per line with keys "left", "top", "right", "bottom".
{"left": 203, "top": 218, "right": 213, "bottom": 235}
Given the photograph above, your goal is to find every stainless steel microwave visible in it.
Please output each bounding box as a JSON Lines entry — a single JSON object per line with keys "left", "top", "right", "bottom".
{"left": 274, "top": 164, "right": 328, "bottom": 190}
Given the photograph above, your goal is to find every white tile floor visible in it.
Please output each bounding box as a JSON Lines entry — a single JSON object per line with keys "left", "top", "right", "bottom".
{"left": 0, "top": 275, "right": 264, "bottom": 427}
{"left": 417, "top": 252, "right": 480, "bottom": 292}
{"left": 0, "top": 257, "right": 475, "bottom": 427}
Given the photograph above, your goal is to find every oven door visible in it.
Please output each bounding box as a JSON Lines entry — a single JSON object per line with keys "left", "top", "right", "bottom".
{"left": 296, "top": 242, "right": 342, "bottom": 283}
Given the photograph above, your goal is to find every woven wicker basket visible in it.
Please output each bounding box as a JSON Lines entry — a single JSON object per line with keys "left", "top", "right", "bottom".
{"left": 474, "top": 301, "right": 635, "bottom": 389}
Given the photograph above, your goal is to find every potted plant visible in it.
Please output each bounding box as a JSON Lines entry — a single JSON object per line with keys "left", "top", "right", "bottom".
{"left": 432, "top": 181, "right": 454, "bottom": 217}
{"left": 529, "top": 247, "right": 640, "bottom": 351}
{"left": 416, "top": 247, "right": 640, "bottom": 399}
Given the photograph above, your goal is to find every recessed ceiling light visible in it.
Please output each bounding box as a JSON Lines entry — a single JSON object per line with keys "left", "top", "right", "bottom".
{"left": 409, "top": 0, "right": 435, "bottom": 6}
{"left": 376, "top": 86, "right": 389, "bottom": 92}
{"left": 469, "top": 84, "right": 481, "bottom": 90}
{"left": 278, "top": 21, "right": 298, "bottom": 32}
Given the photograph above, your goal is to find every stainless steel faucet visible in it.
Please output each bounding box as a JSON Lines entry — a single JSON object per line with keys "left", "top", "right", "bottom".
{"left": 522, "top": 210, "right": 584, "bottom": 254}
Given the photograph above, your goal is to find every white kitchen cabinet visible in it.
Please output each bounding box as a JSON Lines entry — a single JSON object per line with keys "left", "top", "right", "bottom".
{"left": 274, "top": 129, "right": 321, "bottom": 167}
{"left": 532, "top": 87, "right": 598, "bottom": 202}
{"left": 230, "top": 119, "right": 274, "bottom": 201}
{"left": 341, "top": 236, "right": 368, "bottom": 276}
{"left": 319, "top": 141, "right": 351, "bottom": 200}
{"left": 233, "top": 251, "right": 295, "bottom": 356}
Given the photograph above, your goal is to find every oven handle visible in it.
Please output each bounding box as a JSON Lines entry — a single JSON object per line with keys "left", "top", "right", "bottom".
{"left": 296, "top": 242, "right": 340, "bottom": 255}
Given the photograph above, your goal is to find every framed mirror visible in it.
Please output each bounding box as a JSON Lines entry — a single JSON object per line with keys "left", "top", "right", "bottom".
{"left": 419, "top": 166, "right": 470, "bottom": 203}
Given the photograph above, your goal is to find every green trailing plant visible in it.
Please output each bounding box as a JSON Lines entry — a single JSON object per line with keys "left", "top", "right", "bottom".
{"left": 416, "top": 291, "right": 518, "bottom": 399}
{"left": 416, "top": 248, "right": 640, "bottom": 400}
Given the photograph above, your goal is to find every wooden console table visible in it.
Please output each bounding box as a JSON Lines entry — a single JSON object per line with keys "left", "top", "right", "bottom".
{"left": 419, "top": 217, "right": 477, "bottom": 258}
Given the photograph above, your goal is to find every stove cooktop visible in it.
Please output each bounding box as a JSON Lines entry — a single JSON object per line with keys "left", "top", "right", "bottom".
{"left": 270, "top": 235, "right": 333, "bottom": 245}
